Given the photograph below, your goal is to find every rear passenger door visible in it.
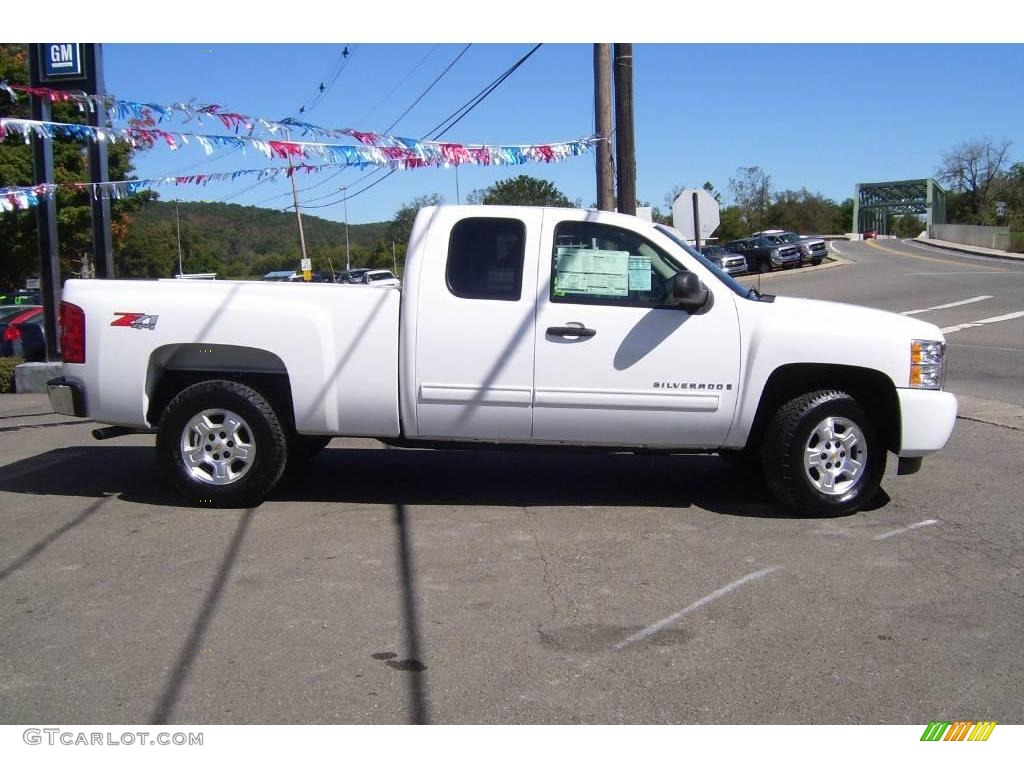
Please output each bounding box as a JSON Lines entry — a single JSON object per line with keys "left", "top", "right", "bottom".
{"left": 412, "top": 210, "right": 540, "bottom": 441}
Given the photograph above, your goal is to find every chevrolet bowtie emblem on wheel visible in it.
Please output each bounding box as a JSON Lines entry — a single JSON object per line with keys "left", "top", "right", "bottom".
{"left": 110, "top": 312, "right": 159, "bottom": 330}
{"left": 920, "top": 720, "right": 997, "bottom": 741}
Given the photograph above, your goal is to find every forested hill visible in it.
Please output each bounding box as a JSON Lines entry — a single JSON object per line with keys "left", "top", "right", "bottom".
{"left": 118, "top": 200, "right": 395, "bottom": 279}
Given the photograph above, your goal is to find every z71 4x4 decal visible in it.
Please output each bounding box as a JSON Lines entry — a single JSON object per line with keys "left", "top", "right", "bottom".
{"left": 110, "top": 312, "right": 159, "bottom": 330}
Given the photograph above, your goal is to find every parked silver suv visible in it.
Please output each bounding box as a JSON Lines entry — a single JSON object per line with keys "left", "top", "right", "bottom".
{"left": 752, "top": 230, "right": 827, "bottom": 266}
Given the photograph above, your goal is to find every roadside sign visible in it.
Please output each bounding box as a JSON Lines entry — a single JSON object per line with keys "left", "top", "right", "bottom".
{"left": 300, "top": 258, "right": 312, "bottom": 272}
{"left": 672, "top": 189, "right": 720, "bottom": 241}
{"left": 25, "top": 278, "right": 40, "bottom": 290}
{"left": 40, "top": 44, "right": 83, "bottom": 81}
{"left": 303, "top": 269, "right": 312, "bottom": 282}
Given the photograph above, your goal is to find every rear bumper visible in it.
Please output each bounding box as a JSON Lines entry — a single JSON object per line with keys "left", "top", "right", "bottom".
{"left": 47, "top": 377, "right": 87, "bottom": 417}
{"left": 897, "top": 389, "right": 957, "bottom": 457}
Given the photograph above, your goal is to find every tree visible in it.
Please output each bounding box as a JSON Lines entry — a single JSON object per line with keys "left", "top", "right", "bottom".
{"left": 469, "top": 175, "right": 573, "bottom": 207}
{"left": 389, "top": 193, "right": 442, "bottom": 248}
{"left": 728, "top": 166, "right": 772, "bottom": 233}
{"left": 937, "top": 137, "right": 1013, "bottom": 224}
{"left": 0, "top": 43, "right": 152, "bottom": 288}
{"left": 702, "top": 180, "right": 722, "bottom": 204}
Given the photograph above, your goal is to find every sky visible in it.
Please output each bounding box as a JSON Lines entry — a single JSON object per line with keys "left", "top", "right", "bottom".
{"left": 9, "top": 0, "right": 1024, "bottom": 228}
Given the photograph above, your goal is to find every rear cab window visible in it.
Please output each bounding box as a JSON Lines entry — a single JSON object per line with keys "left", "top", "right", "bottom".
{"left": 446, "top": 218, "right": 526, "bottom": 301}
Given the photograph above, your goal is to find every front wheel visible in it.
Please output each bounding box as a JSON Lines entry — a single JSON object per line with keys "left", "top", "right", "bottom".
{"left": 761, "top": 390, "right": 885, "bottom": 516}
{"left": 156, "top": 379, "right": 288, "bottom": 507}
{"left": 758, "top": 258, "right": 772, "bottom": 274}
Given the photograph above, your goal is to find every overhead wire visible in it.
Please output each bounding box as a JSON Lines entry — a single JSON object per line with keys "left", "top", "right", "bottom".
{"left": 299, "top": 44, "right": 544, "bottom": 212}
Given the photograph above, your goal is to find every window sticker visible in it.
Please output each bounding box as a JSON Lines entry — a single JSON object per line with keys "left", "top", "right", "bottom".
{"left": 628, "top": 255, "right": 652, "bottom": 291}
{"left": 555, "top": 247, "right": 630, "bottom": 297}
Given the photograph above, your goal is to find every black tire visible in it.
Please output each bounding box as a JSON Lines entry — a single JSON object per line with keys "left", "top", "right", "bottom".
{"left": 761, "top": 389, "right": 885, "bottom": 516}
{"left": 156, "top": 379, "right": 288, "bottom": 507}
{"left": 758, "top": 257, "right": 771, "bottom": 274}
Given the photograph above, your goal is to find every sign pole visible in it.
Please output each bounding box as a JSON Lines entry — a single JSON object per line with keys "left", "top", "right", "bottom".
{"left": 28, "top": 46, "right": 63, "bottom": 362}
{"left": 693, "top": 191, "right": 701, "bottom": 252}
{"left": 84, "top": 44, "right": 113, "bottom": 278}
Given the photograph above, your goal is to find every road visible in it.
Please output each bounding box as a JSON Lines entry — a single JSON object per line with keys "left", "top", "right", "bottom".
{"left": 0, "top": 246, "right": 1022, "bottom": 725}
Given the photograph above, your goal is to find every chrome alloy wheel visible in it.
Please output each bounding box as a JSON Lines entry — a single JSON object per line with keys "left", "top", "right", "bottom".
{"left": 803, "top": 416, "right": 866, "bottom": 496}
{"left": 179, "top": 409, "right": 255, "bottom": 486}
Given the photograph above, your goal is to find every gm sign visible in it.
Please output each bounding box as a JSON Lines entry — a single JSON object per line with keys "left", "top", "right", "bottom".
{"left": 41, "top": 43, "right": 83, "bottom": 80}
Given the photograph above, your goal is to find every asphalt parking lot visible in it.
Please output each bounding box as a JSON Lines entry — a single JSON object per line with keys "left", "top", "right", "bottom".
{"left": 1, "top": 388, "right": 1022, "bottom": 724}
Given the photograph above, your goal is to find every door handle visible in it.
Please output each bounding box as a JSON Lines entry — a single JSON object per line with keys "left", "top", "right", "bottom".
{"left": 546, "top": 325, "right": 596, "bottom": 338}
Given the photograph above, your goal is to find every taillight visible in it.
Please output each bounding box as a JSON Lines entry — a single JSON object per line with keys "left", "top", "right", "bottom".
{"left": 3, "top": 325, "right": 19, "bottom": 343}
{"left": 60, "top": 301, "right": 86, "bottom": 364}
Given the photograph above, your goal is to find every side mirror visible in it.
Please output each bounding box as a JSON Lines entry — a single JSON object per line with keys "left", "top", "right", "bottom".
{"left": 670, "top": 272, "right": 710, "bottom": 312}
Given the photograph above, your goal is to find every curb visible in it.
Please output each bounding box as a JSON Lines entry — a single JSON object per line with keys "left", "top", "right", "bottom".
{"left": 736, "top": 254, "right": 849, "bottom": 283}
{"left": 911, "top": 238, "right": 1024, "bottom": 263}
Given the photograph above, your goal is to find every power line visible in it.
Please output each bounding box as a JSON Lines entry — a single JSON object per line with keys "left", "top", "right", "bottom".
{"left": 353, "top": 44, "right": 439, "bottom": 127}
{"left": 298, "top": 44, "right": 544, "bottom": 213}
{"left": 383, "top": 44, "right": 472, "bottom": 134}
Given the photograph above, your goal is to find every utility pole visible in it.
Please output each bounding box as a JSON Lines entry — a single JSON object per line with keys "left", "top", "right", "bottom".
{"left": 286, "top": 147, "right": 309, "bottom": 280}
{"left": 593, "top": 44, "right": 615, "bottom": 212}
{"left": 175, "top": 200, "right": 184, "bottom": 277}
{"left": 613, "top": 43, "right": 636, "bottom": 216}
{"left": 342, "top": 187, "right": 351, "bottom": 271}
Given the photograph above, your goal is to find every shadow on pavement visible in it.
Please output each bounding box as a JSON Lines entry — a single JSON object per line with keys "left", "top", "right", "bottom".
{"left": 0, "top": 445, "right": 883, "bottom": 519}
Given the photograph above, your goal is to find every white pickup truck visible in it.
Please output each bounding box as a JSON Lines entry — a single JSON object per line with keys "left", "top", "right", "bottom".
{"left": 48, "top": 205, "right": 957, "bottom": 515}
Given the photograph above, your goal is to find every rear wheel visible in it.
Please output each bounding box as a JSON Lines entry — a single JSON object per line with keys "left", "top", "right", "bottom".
{"left": 761, "top": 389, "right": 885, "bottom": 516}
{"left": 156, "top": 379, "right": 288, "bottom": 507}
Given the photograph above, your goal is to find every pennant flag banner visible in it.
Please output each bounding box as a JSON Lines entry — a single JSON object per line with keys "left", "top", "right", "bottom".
{"left": 0, "top": 117, "right": 597, "bottom": 171}
{"left": 0, "top": 81, "right": 599, "bottom": 159}
{"left": 1, "top": 183, "right": 58, "bottom": 212}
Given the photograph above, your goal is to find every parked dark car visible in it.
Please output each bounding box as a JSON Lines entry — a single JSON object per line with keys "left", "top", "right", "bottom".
{"left": 700, "top": 245, "right": 748, "bottom": 276}
{"left": 724, "top": 237, "right": 801, "bottom": 273}
{"left": 334, "top": 268, "right": 373, "bottom": 284}
{"left": 10, "top": 314, "right": 47, "bottom": 361}
{"left": 0, "top": 306, "right": 43, "bottom": 357}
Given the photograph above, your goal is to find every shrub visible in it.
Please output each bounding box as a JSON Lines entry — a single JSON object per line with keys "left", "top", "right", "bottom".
{"left": 0, "top": 356, "right": 24, "bottom": 393}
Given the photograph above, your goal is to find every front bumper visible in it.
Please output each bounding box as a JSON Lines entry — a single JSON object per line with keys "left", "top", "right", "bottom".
{"left": 47, "top": 377, "right": 87, "bottom": 417}
{"left": 897, "top": 389, "right": 957, "bottom": 457}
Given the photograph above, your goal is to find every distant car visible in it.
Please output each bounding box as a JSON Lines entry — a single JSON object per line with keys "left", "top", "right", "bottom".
{"left": 0, "top": 289, "right": 42, "bottom": 306}
{"left": 334, "top": 268, "right": 372, "bottom": 284}
{"left": 1, "top": 306, "right": 43, "bottom": 357}
{"left": 700, "top": 245, "right": 748, "bottom": 276}
{"left": 752, "top": 230, "right": 827, "bottom": 266}
{"left": 863, "top": 230, "right": 878, "bottom": 240}
{"left": 725, "top": 237, "right": 801, "bottom": 273}
{"left": 262, "top": 270, "right": 302, "bottom": 282}
{"left": 363, "top": 269, "right": 400, "bottom": 287}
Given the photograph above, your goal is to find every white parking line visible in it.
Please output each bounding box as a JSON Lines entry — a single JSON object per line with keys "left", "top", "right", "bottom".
{"left": 901, "top": 296, "right": 993, "bottom": 315}
{"left": 941, "top": 310, "right": 1024, "bottom": 334}
{"left": 873, "top": 519, "right": 940, "bottom": 541}
{"left": 614, "top": 566, "right": 780, "bottom": 649}
{"left": 829, "top": 241, "right": 847, "bottom": 257}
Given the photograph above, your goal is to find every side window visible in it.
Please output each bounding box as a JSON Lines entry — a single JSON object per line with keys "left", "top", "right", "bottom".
{"left": 551, "top": 221, "right": 684, "bottom": 307}
{"left": 446, "top": 217, "right": 526, "bottom": 301}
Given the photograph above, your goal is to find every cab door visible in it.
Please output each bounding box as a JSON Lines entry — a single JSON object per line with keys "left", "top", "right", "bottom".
{"left": 531, "top": 212, "right": 741, "bottom": 448}
{"left": 411, "top": 210, "right": 540, "bottom": 441}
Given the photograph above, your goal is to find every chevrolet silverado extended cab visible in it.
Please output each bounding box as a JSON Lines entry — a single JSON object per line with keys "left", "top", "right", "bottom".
{"left": 48, "top": 205, "right": 957, "bottom": 515}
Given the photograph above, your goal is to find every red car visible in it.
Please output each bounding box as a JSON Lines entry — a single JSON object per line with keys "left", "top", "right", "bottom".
{"left": 863, "top": 230, "right": 878, "bottom": 240}
{"left": 0, "top": 305, "right": 43, "bottom": 357}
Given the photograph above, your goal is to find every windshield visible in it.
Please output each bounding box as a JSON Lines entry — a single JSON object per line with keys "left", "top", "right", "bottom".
{"left": 780, "top": 233, "right": 802, "bottom": 243}
{"left": 653, "top": 225, "right": 753, "bottom": 300}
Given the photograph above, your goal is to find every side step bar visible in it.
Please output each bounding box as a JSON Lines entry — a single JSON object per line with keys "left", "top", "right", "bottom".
{"left": 92, "top": 426, "right": 155, "bottom": 441}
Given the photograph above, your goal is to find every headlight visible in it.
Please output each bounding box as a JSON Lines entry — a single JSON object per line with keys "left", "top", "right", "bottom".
{"left": 910, "top": 340, "right": 946, "bottom": 389}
